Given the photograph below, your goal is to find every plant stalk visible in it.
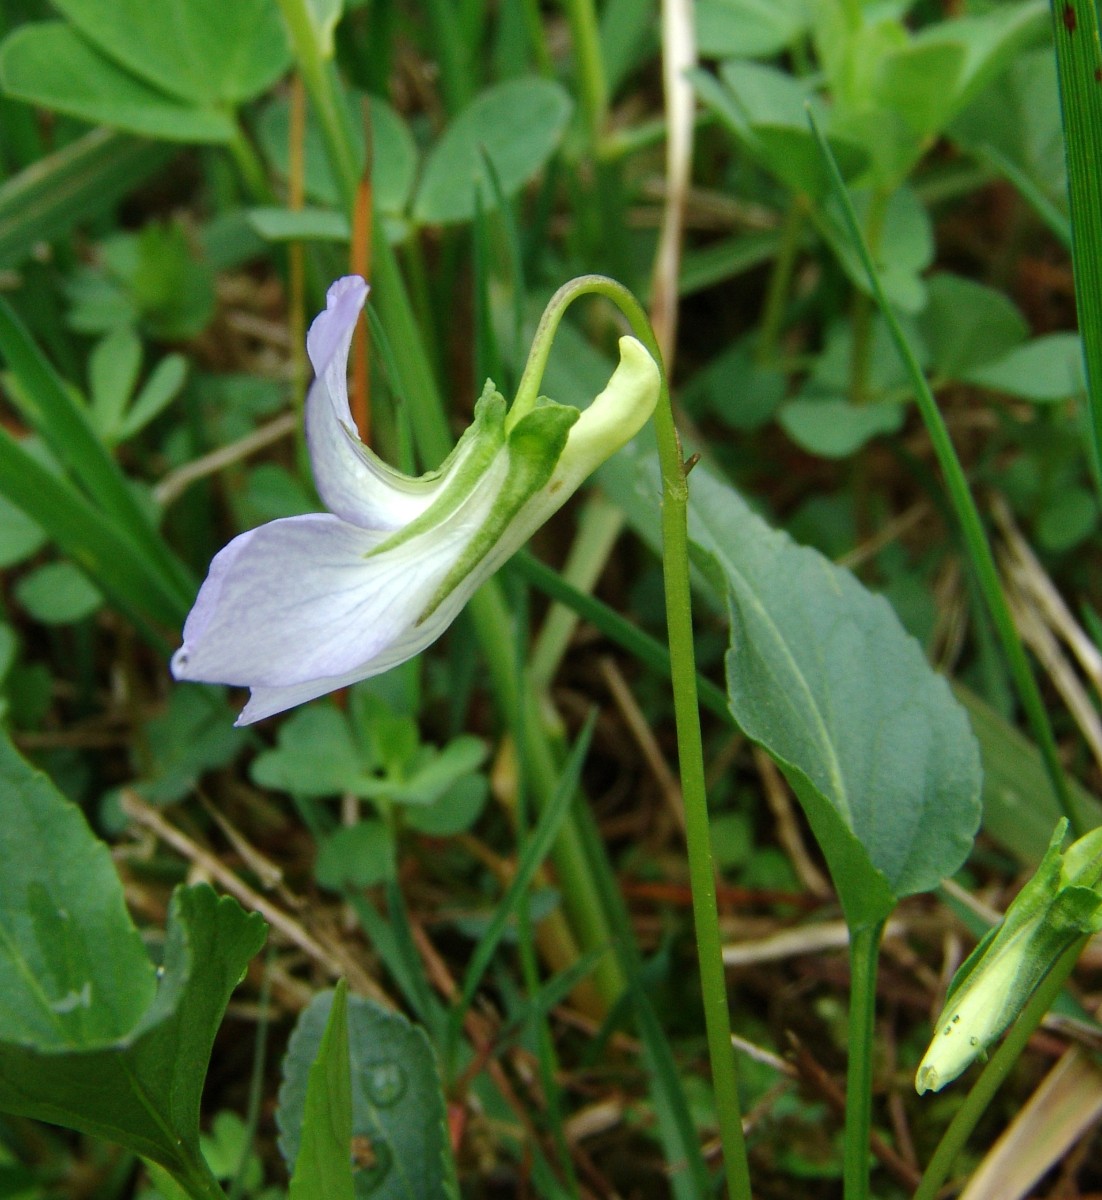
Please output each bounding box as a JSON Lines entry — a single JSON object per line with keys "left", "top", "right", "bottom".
{"left": 843, "top": 922, "right": 884, "bottom": 1200}
{"left": 277, "top": 0, "right": 628, "bottom": 1009}
{"left": 517, "top": 274, "right": 753, "bottom": 1198}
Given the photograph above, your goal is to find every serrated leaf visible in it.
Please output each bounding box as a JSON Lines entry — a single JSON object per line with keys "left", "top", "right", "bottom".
{"left": 278, "top": 990, "right": 459, "bottom": 1200}
{"left": 414, "top": 78, "right": 572, "bottom": 225}
{"left": 0, "top": 734, "right": 267, "bottom": 1186}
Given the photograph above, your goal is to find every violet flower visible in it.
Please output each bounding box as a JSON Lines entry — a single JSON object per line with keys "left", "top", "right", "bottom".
{"left": 171, "top": 276, "right": 659, "bottom": 724}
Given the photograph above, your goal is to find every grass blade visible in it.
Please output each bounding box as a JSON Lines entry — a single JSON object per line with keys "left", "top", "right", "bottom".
{"left": 0, "top": 294, "right": 194, "bottom": 608}
{"left": 807, "top": 107, "right": 1083, "bottom": 836}
{"left": 0, "top": 428, "right": 184, "bottom": 633}
{"left": 1050, "top": 0, "right": 1102, "bottom": 482}
{"left": 0, "top": 129, "right": 175, "bottom": 269}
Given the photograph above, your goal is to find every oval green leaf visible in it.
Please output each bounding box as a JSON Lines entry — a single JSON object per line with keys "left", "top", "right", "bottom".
{"left": 51, "top": 0, "right": 290, "bottom": 106}
{"left": 413, "top": 78, "right": 572, "bottom": 225}
{"left": 690, "top": 469, "right": 981, "bottom": 926}
{"left": 0, "top": 24, "right": 234, "bottom": 143}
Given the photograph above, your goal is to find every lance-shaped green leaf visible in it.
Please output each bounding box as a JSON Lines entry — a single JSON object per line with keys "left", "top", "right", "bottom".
{"left": 917, "top": 818, "right": 1102, "bottom": 1094}
{"left": 288, "top": 980, "right": 355, "bottom": 1200}
{"left": 278, "top": 988, "right": 459, "bottom": 1200}
{"left": 0, "top": 733, "right": 267, "bottom": 1192}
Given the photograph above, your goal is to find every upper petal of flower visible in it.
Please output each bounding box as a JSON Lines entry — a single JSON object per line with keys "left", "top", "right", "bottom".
{"left": 305, "top": 276, "right": 504, "bottom": 533}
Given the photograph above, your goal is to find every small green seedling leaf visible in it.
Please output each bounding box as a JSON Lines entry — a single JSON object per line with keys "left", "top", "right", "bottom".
{"left": 117, "top": 352, "right": 188, "bottom": 440}
{"left": 258, "top": 92, "right": 417, "bottom": 215}
{"left": 779, "top": 397, "right": 905, "bottom": 458}
{"left": 692, "top": 60, "right": 868, "bottom": 198}
{"left": 414, "top": 78, "right": 573, "bottom": 225}
{"left": 696, "top": 0, "right": 811, "bottom": 58}
{"left": 919, "top": 272, "right": 1029, "bottom": 380}
{"left": 248, "top": 207, "right": 352, "bottom": 244}
{"left": 278, "top": 989, "right": 459, "bottom": 1200}
{"left": 965, "top": 332, "right": 1085, "bottom": 402}
{"left": 14, "top": 561, "right": 103, "bottom": 625}
{"left": 89, "top": 325, "right": 142, "bottom": 437}
{"left": 134, "top": 686, "right": 247, "bottom": 806}
{"left": 823, "top": 184, "right": 934, "bottom": 312}
{"left": 251, "top": 705, "right": 366, "bottom": 798}
{"left": 315, "top": 822, "right": 396, "bottom": 891}
{"left": 288, "top": 980, "right": 355, "bottom": 1200}
{"left": 0, "top": 733, "right": 267, "bottom": 1191}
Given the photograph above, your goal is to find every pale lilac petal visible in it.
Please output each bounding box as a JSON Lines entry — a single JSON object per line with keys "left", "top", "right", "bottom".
{"left": 170, "top": 513, "right": 450, "bottom": 691}
{"left": 305, "top": 277, "right": 438, "bottom": 531}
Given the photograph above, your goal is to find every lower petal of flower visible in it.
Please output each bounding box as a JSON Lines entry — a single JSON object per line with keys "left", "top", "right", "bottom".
{"left": 170, "top": 512, "right": 453, "bottom": 693}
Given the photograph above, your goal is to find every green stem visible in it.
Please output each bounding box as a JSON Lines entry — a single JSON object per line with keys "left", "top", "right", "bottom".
{"left": 175, "top": 1154, "right": 230, "bottom": 1200}
{"left": 756, "top": 198, "right": 805, "bottom": 367}
{"left": 513, "top": 275, "right": 752, "bottom": 1199}
{"left": 273, "top": 0, "right": 360, "bottom": 205}
{"left": 424, "top": 0, "right": 473, "bottom": 112}
{"left": 226, "top": 120, "right": 274, "bottom": 205}
{"left": 913, "top": 935, "right": 1088, "bottom": 1200}
{"left": 849, "top": 189, "right": 889, "bottom": 407}
{"left": 279, "top": 0, "right": 627, "bottom": 1008}
{"left": 529, "top": 495, "right": 624, "bottom": 690}
{"left": 811, "top": 113, "right": 1084, "bottom": 836}
{"left": 469, "top": 584, "right": 627, "bottom": 1005}
{"left": 843, "top": 922, "right": 884, "bottom": 1200}
{"left": 560, "top": 0, "right": 608, "bottom": 146}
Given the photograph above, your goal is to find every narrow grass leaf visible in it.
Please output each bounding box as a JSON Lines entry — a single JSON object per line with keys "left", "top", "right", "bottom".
{"left": 572, "top": 786, "right": 713, "bottom": 1200}
{"left": 0, "top": 294, "right": 194, "bottom": 608}
{"left": 0, "top": 128, "right": 176, "bottom": 269}
{"left": 0, "top": 428, "right": 185, "bottom": 630}
{"left": 452, "top": 715, "right": 597, "bottom": 1029}
{"left": 1050, "top": 0, "right": 1102, "bottom": 482}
